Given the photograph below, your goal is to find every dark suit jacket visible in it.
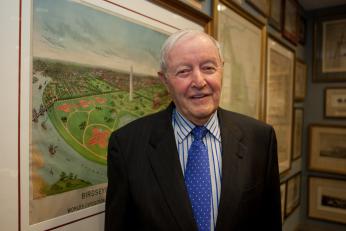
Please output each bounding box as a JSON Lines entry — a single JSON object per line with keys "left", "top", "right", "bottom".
{"left": 105, "top": 104, "right": 282, "bottom": 231}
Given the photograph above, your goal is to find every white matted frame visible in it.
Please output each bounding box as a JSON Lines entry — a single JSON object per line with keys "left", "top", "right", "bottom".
{"left": 266, "top": 36, "right": 295, "bottom": 175}
{"left": 324, "top": 87, "right": 346, "bottom": 118}
{"left": 308, "top": 177, "right": 346, "bottom": 225}
{"left": 308, "top": 124, "right": 346, "bottom": 175}
{"left": 20, "top": 0, "right": 205, "bottom": 230}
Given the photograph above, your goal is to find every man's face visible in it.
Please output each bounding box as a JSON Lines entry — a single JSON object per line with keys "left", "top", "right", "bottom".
{"left": 159, "top": 34, "right": 223, "bottom": 125}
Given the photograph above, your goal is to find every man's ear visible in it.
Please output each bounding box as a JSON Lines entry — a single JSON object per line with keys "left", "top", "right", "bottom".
{"left": 158, "top": 71, "right": 167, "bottom": 86}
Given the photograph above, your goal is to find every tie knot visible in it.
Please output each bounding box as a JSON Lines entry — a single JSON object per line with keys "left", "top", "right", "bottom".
{"left": 191, "top": 126, "right": 208, "bottom": 140}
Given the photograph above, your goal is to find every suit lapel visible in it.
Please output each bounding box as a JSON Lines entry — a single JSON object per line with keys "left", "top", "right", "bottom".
{"left": 216, "top": 109, "right": 246, "bottom": 230}
{"left": 147, "top": 105, "right": 196, "bottom": 231}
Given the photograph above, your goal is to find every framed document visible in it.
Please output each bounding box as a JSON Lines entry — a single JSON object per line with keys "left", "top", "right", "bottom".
{"left": 245, "top": 0, "right": 270, "bottom": 17}
{"left": 313, "top": 13, "right": 346, "bottom": 82}
{"left": 282, "top": 0, "right": 298, "bottom": 45}
{"left": 280, "top": 181, "right": 287, "bottom": 224}
{"left": 21, "top": 0, "right": 205, "bottom": 230}
{"left": 294, "top": 59, "right": 307, "bottom": 101}
{"left": 266, "top": 36, "right": 295, "bottom": 174}
{"left": 324, "top": 88, "right": 346, "bottom": 118}
{"left": 292, "top": 108, "right": 303, "bottom": 160}
{"left": 217, "top": 1, "right": 266, "bottom": 120}
{"left": 285, "top": 172, "right": 301, "bottom": 217}
{"left": 309, "top": 177, "right": 346, "bottom": 224}
{"left": 269, "top": 0, "right": 282, "bottom": 31}
{"left": 308, "top": 124, "right": 346, "bottom": 175}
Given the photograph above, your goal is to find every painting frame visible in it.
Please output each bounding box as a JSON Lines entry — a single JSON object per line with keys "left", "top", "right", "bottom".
{"left": 216, "top": 0, "right": 266, "bottom": 121}
{"left": 20, "top": 0, "right": 208, "bottom": 230}
{"left": 280, "top": 181, "right": 287, "bottom": 224}
{"left": 324, "top": 87, "right": 346, "bottom": 118}
{"left": 268, "top": 0, "right": 282, "bottom": 31}
{"left": 308, "top": 124, "right": 346, "bottom": 175}
{"left": 245, "top": 0, "right": 270, "bottom": 17}
{"left": 177, "top": 0, "right": 213, "bottom": 16}
{"left": 282, "top": 0, "right": 299, "bottom": 45}
{"left": 285, "top": 172, "right": 301, "bottom": 218}
{"left": 308, "top": 176, "right": 346, "bottom": 225}
{"left": 292, "top": 108, "right": 303, "bottom": 160}
{"left": 294, "top": 59, "right": 307, "bottom": 101}
{"left": 266, "top": 35, "right": 295, "bottom": 175}
{"left": 313, "top": 13, "right": 346, "bottom": 82}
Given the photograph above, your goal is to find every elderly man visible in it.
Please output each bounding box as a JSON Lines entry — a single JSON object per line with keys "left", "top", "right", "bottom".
{"left": 105, "top": 29, "right": 281, "bottom": 231}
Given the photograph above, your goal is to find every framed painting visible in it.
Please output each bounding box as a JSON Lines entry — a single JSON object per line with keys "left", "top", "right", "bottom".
{"left": 292, "top": 108, "right": 303, "bottom": 160}
{"left": 294, "top": 59, "right": 307, "bottom": 101}
{"left": 285, "top": 172, "right": 301, "bottom": 217}
{"left": 308, "top": 124, "right": 346, "bottom": 175}
{"left": 313, "top": 13, "right": 346, "bottom": 82}
{"left": 309, "top": 177, "right": 346, "bottom": 224}
{"left": 269, "top": 0, "right": 282, "bottom": 31}
{"left": 280, "top": 181, "right": 287, "bottom": 224}
{"left": 266, "top": 36, "right": 295, "bottom": 175}
{"left": 178, "top": 0, "right": 213, "bottom": 16}
{"left": 282, "top": 0, "right": 298, "bottom": 45}
{"left": 324, "top": 88, "right": 346, "bottom": 118}
{"left": 245, "top": 0, "right": 270, "bottom": 17}
{"left": 217, "top": 0, "right": 266, "bottom": 120}
{"left": 20, "top": 0, "right": 205, "bottom": 230}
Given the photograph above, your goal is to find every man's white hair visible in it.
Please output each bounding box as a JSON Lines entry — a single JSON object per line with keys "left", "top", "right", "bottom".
{"left": 159, "top": 29, "right": 223, "bottom": 74}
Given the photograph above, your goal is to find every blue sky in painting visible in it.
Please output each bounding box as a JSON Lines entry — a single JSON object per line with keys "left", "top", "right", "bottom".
{"left": 33, "top": 0, "right": 168, "bottom": 74}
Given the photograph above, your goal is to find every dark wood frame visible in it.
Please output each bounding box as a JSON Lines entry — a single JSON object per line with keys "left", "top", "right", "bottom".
{"left": 285, "top": 172, "right": 301, "bottom": 218}
{"left": 324, "top": 87, "right": 346, "bottom": 119}
{"left": 298, "top": 10, "right": 306, "bottom": 45}
{"left": 178, "top": 0, "right": 213, "bottom": 16}
{"left": 282, "top": 0, "right": 299, "bottom": 45}
{"left": 280, "top": 181, "right": 287, "bottom": 224}
{"left": 313, "top": 13, "right": 346, "bottom": 82}
{"left": 245, "top": 0, "right": 270, "bottom": 17}
{"left": 308, "top": 176, "right": 346, "bottom": 225}
{"left": 292, "top": 108, "right": 303, "bottom": 161}
{"left": 268, "top": 0, "right": 282, "bottom": 31}
{"left": 308, "top": 124, "right": 346, "bottom": 175}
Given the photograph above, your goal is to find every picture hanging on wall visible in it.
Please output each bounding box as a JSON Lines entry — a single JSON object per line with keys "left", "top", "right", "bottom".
{"left": 217, "top": 0, "right": 266, "bottom": 120}
{"left": 268, "top": 0, "right": 282, "bottom": 31}
{"left": 292, "top": 108, "right": 303, "bottom": 160}
{"left": 266, "top": 36, "right": 295, "bottom": 175}
{"left": 309, "top": 177, "right": 346, "bottom": 224}
{"left": 313, "top": 13, "right": 346, "bottom": 82}
{"left": 280, "top": 181, "right": 287, "bottom": 224}
{"left": 245, "top": 0, "right": 270, "bottom": 17}
{"left": 294, "top": 59, "right": 307, "bottom": 101}
{"left": 324, "top": 87, "right": 346, "bottom": 118}
{"left": 282, "top": 0, "right": 299, "bottom": 45}
{"left": 285, "top": 172, "right": 301, "bottom": 218}
{"left": 308, "top": 124, "right": 346, "bottom": 175}
{"left": 20, "top": 0, "right": 206, "bottom": 230}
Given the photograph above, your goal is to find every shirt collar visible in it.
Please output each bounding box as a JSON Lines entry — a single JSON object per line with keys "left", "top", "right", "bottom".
{"left": 173, "top": 108, "right": 221, "bottom": 143}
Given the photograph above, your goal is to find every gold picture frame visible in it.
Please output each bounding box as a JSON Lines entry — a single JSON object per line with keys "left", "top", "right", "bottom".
{"left": 216, "top": 0, "right": 266, "bottom": 120}
{"left": 324, "top": 87, "right": 346, "bottom": 118}
{"left": 285, "top": 172, "right": 301, "bottom": 217}
{"left": 266, "top": 36, "right": 295, "bottom": 175}
{"left": 309, "top": 177, "right": 346, "bottom": 225}
{"left": 294, "top": 59, "right": 307, "bottom": 101}
{"left": 292, "top": 108, "right": 303, "bottom": 160}
{"left": 308, "top": 124, "right": 346, "bottom": 175}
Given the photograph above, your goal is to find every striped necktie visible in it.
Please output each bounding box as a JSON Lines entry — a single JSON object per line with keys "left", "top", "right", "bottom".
{"left": 185, "top": 126, "right": 211, "bottom": 231}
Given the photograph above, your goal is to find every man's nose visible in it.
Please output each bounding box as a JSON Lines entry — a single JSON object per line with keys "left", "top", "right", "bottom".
{"left": 191, "top": 68, "right": 206, "bottom": 88}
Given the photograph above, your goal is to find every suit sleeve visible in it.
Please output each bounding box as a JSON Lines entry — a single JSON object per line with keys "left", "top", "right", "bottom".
{"left": 263, "top": 127, "right": 282, "bottom": 230}
{"left": 105, "top": 132, "right": 135, "bottom": 231}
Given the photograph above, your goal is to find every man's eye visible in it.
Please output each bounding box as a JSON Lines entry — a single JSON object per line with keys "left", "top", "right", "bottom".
{"left": 202, "top": 65, "right": 217, "bottom": 73}
{"left": 176, "top": 69, "right": 191, "bottom": 77}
